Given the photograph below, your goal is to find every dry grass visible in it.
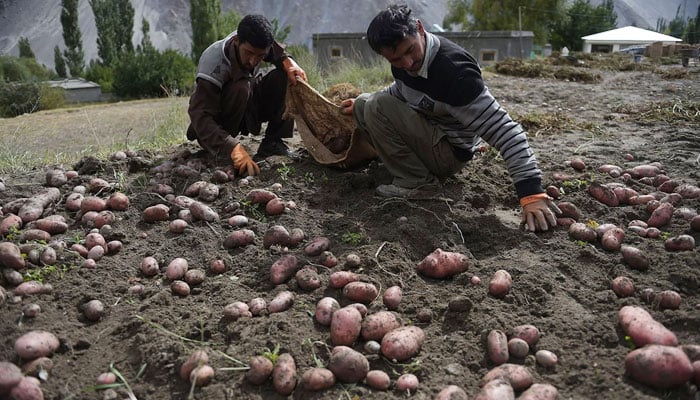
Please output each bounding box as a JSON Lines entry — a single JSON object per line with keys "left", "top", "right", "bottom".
{"left": 0, "top": 97, "right": 190, "bottom": 173}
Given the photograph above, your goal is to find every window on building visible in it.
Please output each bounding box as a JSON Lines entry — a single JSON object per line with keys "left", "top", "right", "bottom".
{"left": 330, "top": 47, "right": 342, "bottom": 58}
{"left": 591, "top": 44, "right": 612, "bottom": 53}
{"left": 480, "top": 50, "right": 497, "bottom": 63}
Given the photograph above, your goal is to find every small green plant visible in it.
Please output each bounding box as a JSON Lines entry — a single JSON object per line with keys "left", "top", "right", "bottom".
{"left": 262, "top": 343, "right": 281, "bottom": 364}
{"left": 382, "top": 356, "right": 423, "bottom": 377}
{"left": 573, "top": 240, "right": 588, "bottom": 247}
{"left": 85, "top": 362, "right": 146, "bottom": 400}
{"left": 303, "top": 172, "right": 315, "bottom": 184}
{"left": 660, "top": 231, "right": 671, "bottom": 240}
{"left": 3, "top": 225, "right": 21, "bottom": 241}
{"left": 342, "top": 232, "right": 363, "bottom": 246}
{"left": 561, "top": 178, "right": 589, "bottom": 192}
{"left": 276, "top": 163, "right": 294, "bottom": 182}
{"left": 585, "top": 219, "right": 599, "bottom": 229}
{"left": 624, "top": 335, "right": 636, "bottom": 350}
{"left": 241, "top": 200, "right": 267, "bottom": 222}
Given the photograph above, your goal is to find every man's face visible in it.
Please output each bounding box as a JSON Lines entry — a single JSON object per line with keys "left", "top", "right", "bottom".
{"left": 234, "top": 37, "right": 269, "bottom": 71}
{"left": 379, "top": 20, "right": 426, "bottom": 73}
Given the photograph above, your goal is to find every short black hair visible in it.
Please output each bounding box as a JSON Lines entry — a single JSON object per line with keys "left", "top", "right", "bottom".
{"left": 237, "top": 15, "right": 274, "bottom": 49}
{"left": 366, "top": 4, "right": 419, "bottom": 54}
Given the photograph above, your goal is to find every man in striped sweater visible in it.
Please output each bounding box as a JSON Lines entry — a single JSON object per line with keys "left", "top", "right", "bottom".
{"left": 339, "top": 4, "right": 560, "bottom": 232}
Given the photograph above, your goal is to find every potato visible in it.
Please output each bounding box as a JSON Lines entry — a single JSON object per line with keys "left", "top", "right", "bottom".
{"left": 674, "top": 183, "right": 700, "bottom": 199}
{"left": 18, "top": 188, "right": 61, "bottom": 223}
{"left": 80, "top": 196, "right": 107, "bottom": 213}
{"left": 304, "top": 236, "right": 330, "bottom": 256}
{"left": 223, "top": 302, "right": 251, "bottom": 320}
{"left": 184, "top": 269, "right": 206, "bottom": 286}
{"left": 510, "top": 324, "right": 540, "bottom": 346}
{"left": 611, "top": 276, "right": 635, "bottom": 298}
{"left": 647, "top": 202, "right": 673, "bottom": 228}
{"left": 269, "top": 255, "right": 299, "bottom": 285}
{"left": 656, "top": 290, "right": 681, "bottom": 310}
{"left": 19, "top": 229, "right": 51, "bottom": 243}
{"left": 45, "top": 168, "right": 67, "bottom": 187}
{"left": 588, "top": 182, "right": 619, "bottom": 206}
{"left": 568, "top": 222, "right": 596, "bottom": 242}
{"left": 288, "top": 228, "right": 306, "bottom": 246}
{"left": 328, "top": 346, "right": 369, "bottom": 383}
{"left": 223, "top": 229, "right": 256, "bottom": 248}
{"left": 383, "top": 286, "right": 402, "bottom": 310}
{"left": 14, "top": 330, "right": 60, "bottom": 360}
{"left": 141, "top": 256, "right": 159, "bottom": 276}
{"left": 198, "top": 183, "right": 219, "bottom": 202}
{"left": 342, "top": 281, "right": 378, "bottom": 304}
{"left": 295, "top": 265, "right": 321, "bottom": 291}
{"left": 474, "top": 378, "right": 515, "bottom": 400}
{"left": 448, "top": 296, "right": 473, "bottom": 313}
{"left": 318, "top": 250, "right": 338, "bottom": 267}
{"left": 416, "top": 248, "right": 469, "bottom": 279}
{"left": 569, "top": 157, "right": 586, "bottom": 171}
{"left": 620, "top": 246, "right": 649, "bottom": 271}
{"left": 0, "top": 361, "right": 23, "bottom": 394}
{"left": 265, "top": 197, "right": 286, "bottom": 215}
{"left": 628, "top": 164, "right": 662, "bottom": 179}
{"left": 486, "top": 329, "right": 509, "bottom": 365}
{"left": 262, "top": 225, "right": 291, "bottom": 248}
{"left": 209, "top": 258, "right": 226, "bottom": 274}
{"left": 166, "top": 258, "right": 188, "bottom": 280}
{"left": 171, "top": 280, "right": 191, "bottom": 297}
{"left": 189, "top": 201, "right": 219, "bottom": 222}
{"left": 664, "top": 234, "right": 695, "bottom": 251}
{"left": 106, "top": 192, "right": 130, "bottom": 211}
{"left": 142, "top": 204, "right": 170, "bottom": 222}
{"left": 361, "top": 311, "right": 401, "bottom": 341}
{"left": 518, "top": 383, "right": 559, "bottom": 400}
{"left": 556, "top": 201, "right": 581, "bottom": 221}
{"left": 88, "top": 177, "right": 111, "bottom": 193}
{"left": 328, "top": 271, "right": 359, "bottom": 288}
{"left": 692, "top": 361, "right": 700, "bottom": 385}
{"left": 82, "top": 299, "right": 105, "bottom": 321}
{"left": 331, "top": 306, "right": 363, "bottom": 346}
{"left": 395, "top": 373, "right": 419, "bottom": 392}
{"left": 190, "top": 364, "right": 215, "bottom": 386}
{"left": 168, "top": 219, "right": 188, "bottom": 234}
{"left": 613, "top": 186, "right": 638, "bottom": 204}
{"left": 600, "top": 227, "right": 625, "bottom": 251}
{"left": 625, "top": 345, "right": 693, "bottom": 389}
{"left": 0, "top": 213, "right": 22, "bottom": 236}
{"left": 30, "top": 215, "right": 67, "bottom": 235}
{"left": 507, "top": 338, "right": 529, "bottom": 359}
{"left": 272, "top": 353, "right": 296, "bottom": 395}
{"left": 96, "top": 372, "right": 117, "bottom": 385}
{"left": 184, "top": 181, "right": 207, "bottom": 197}
{"left": 618, "top": 305, "right": 677, "bottom": 347}
{"left": 179, "top": 350, "right": 209, "bottom": 381}
{"left": 247, "top": 297, "right": 267, "bottom": 316}
{"left": 246, "top": 188, "right": 278, "bottom": 205}
{"left": 535, "top": 349, "right": 558, "bottom": 367}
{"left": 9, "top": 376, "right": 43, "bottom": 400}
{"left": 315, "top": 297, "right": 340, "bottom": 326}
{"left": 344, "top": 253, "right": 362, "bottom": 268}
{"left": 13, "top": 281, "right": 52, "bottom": 297}
{"left": 300, "top": 367, "right": 335, "bottom": 391}
{"left": 0, "top": 242, "right": 25, "bottom": 269}
{"left": 488, "top": 270, "right": 512, "bottom": 299}
{"left": 482, "top": 363, "right": 533, "bottom": 391}
{"left": 365, "top": 370, "right": 391, "bottom": 391}
{"left": 268, "top": 291, "right": 294, "bottom": 313}
{"left": 435, "top": 385, "right": 469, "bottom": 400}
{"left": 381, "top": 326, "right": 425, "bottom": 361}
{"left": 245, "top": 355, "right": 273, "bottom": 385}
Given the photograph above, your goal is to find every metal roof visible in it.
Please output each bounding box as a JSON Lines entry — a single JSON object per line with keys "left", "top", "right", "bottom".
{"left": 47, "top": 79, "right": 101, "bottom": 90}
{"left": 582, "top": 26, "right": 682, "bottom": 44}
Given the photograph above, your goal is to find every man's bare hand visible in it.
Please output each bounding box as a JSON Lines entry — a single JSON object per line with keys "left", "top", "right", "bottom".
{"left": 282, "top": 57, "right": 307, "bottom": 85}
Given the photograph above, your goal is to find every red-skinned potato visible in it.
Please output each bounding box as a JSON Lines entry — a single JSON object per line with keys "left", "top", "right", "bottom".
{"left": 304, "top": 236, "right": 330, "bottom": 256}
{"left": 268, "top": 291, "right": 294, "bottom": 313}
{"left": 80, "top": 196, "right": 107, "bottom": 213}
{"left": 223, "top": 302, "right": 252, "bottom": 320}
{"left": 486, "top": 329, "right": 509, "bottom": 365}
{"left": 265, "top": 197, "right": 286, "bottom": 215}
{"left": 395, "top": 373, "right": 419, "bottom": 392}
{"left": 618, "top": 305, "right": 677, "bottom": 347}
{"left": 664, "top": 234, "right": 695, "bottom": 252}
{"left": 556, "top": 201, "right": 581, "bottom": 221}
{"left": 510, "top": 324, "right": 540, "bottom": 346}
{"left": 518, "top": 383, "right": 559, "bottom": 400}
{"left": 601, "top": 227, "right": 625, "bottom": 251}
{"left": 31, "top": 215, "right": 67, "bottom": 234}
{"left": 435, "top": 385, "right": 469, "bottom": 400}
{"left": 317, "top": 251, "right": 338, "bottom": 267}
{"left": 142, "top": 204, "right": 169, "bottom": 222}
{"left": 245, "top": 355, "right": 273, "bottom": 385}
{"left": 300, "top": 367, "right": 335, "bottom": 391}
{"left": 656, "top": 290, "right": 681, "bottom": 310}
{"left": 165, "top": 258, "right": 188, "bottom": 280}
{"left": 588, "top": 182, "right": 619, "bottom": 206}
{"left": 568, "top": 222, "right": 596, "bottom": 242}
{"left": 295, "top": 265, "right": 321, "bottom": 291}
{"left": 0, "top": 242, "right": 25, "bottom": 269}
{"left": 488, "top": 270, "right": 512, "bottom": 298}
{"left": 535, "top": 350, "right": 558, "bottom": 367}
{"left": 674, "top": 183, "right": 700, "bottom": 199}
{"left": 223, "top": 229, "right": 256, "bottom": 248}
{"left": 190, "top": 364, "right": 214, "bottom": 386}
{"left": 328, "top": 271, "right": 359, "bottom": 288}
{"left": 169, "top": 219, "right": 188, "bottom": 234}
{"left": 507, "top": 338, "right": 529, "bottom": 358}
{"left": 620, "top": 245, "right": 649, "bottom": 271}
{"left": 14, "top": 330, "right": 60, "bottom": 359}
{"left": 365, "top": 370, "right": 391, "bottom": 391}
{"left": 475, "top": 378, "right": 515, "bottom": 400}
{"left": 331, "top": 306, "right": 363, "bottom": 346}
{"left": 628, "top": 164, "right": 662, "bottom": 179}
{"left": 0, "top": 213, "right": 23, "bottom": 236}
{"left": 269, "top": 255, "right": 299, "bottom": 285}
{"left": 611, "top": 276, "right": 635, "bottom": 298}
{"left": 262, "top": 225, "right": 290, "bottom": 248}
{"left": 315, "top": 297, "right": 340, "bottom": 326}
{"left": 18, "top": 187, "right": 60, "bottom": 223}
{"left": 328, "top": 346, "right": 369, "bottom": 383}
{"left": 171, "top": 280, "right": 190, "bottom": 297}
{"left": 0, "top": 361, "right": 23, "bottom": 394}
{"left": 272, "top": 353, "right": 296, "bottom": 395}
{"left": 647, "top": 202, "right": 673, "bottom": 227}
{"left": 383, "top": 286, "right": 402, "bottom": 310}
{"left": 482, "top": 363, "right": 533, "bottom": 391}
{"left": 342, "top": 281, "right": 378, "bottom": 304}
{"left": 416, "top": 248, "right": 469, "bottom": 279}
{"left": 381, "top": 326, "right": 425, "bottom": 361}
{"left": 180, "top": 350, "right": 209, "bottom": 381}
{"left": 246, "top": 188, "right": 277, "bottom": 205}
{"left": 189, "top": 201, "right": 219, "bottom": 222}
{"left": 9, "top": 376, "right": 43, "bottom": 400}
{"left": 625, "top": 345, "right": 693, "bottom": 389}
{"left": 141, "top": 256, "right": 159, "bottom": 276}
{"left": 13, "top": 281, "right": 53, "bottom": 297}
{"left": 106, "top": 192, "right": 129, "bottom": 211}
{"left": 361, "top": 311, "right": 401, "bottom": 341}
{"left": 248, "top": 297, "right": 267, "bottom": 316}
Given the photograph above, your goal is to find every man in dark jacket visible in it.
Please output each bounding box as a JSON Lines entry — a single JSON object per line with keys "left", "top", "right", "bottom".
{"left": 340, "top": 4, "right": 560, "bottom": 232}
{"left": 186, "top": 14, "right": 307, "bottom": 176}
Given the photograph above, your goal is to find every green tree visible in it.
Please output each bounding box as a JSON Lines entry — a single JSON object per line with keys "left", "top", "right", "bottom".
{"left": 54, "top": 46, "right": 67, "bottom": 78}
{"left": 271, "top": 18, "right": 291, "bottom": 43}
{"left": 549, "top": 0, "right": 617, "bottom": 51}
{"left": 61, "top": 0, "right": 85, "bottom": 77}
{"left": 689, "top": 5, "right": 700, "bottom": 44}
{"left": 113, "top": 47, "right": 194, "bottom": 98}
{"left": 443, "top": 0, "right": 471, "bottom": 30}
{"left": 217, "top": 8, "right": 242, "bottom": 39}
{"left": 90, "top": 0, "right": 135, "bottom": 66}
{"left": 190, "top": 0, "right": 221, "bottom": 62}
{"left": 139, "top": 18, "right": 154, "bottom": 51}
{"left": 18, "top": 37, "right": 35, "bottom": 59}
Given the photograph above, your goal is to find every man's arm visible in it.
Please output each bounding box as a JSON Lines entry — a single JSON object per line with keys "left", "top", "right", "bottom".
{"left": 188, "top": 79, "right": 239, "bottom": 158}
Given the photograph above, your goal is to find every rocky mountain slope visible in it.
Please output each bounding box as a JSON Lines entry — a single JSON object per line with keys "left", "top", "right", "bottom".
{"left": 0, "top": 0, "right": 695, "bottom": 71}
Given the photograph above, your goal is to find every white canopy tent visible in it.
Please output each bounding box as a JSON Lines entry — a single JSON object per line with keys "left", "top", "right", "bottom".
{"left": 581, "top": 26, "right": 682, "bottom": 53}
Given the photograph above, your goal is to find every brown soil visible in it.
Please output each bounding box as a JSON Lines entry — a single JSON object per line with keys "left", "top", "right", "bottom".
{"left": 1, "top": 64, "right": 699, "bottom": 400}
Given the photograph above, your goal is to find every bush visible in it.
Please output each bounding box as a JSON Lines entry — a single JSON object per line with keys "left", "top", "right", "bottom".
{"left": 0, "top": 56, "right": 32, "bottom": 82}
{"left": 39, "top": 84, "right": 66, "bottom": 111}
{"left": 113, "top": 48, "right": 194, "bottom": 99}
{"left": 0, "top": 82, "right": 66, "bottom": 117}
{"left": 85, "top": 61, "right": 114, "bottom": 93}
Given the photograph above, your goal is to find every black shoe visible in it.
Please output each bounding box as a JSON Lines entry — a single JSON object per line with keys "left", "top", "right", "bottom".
{"left": 254, "top": 139, "right": 300, "bottom": 161}
{"left": 186, "top": 125, "right": 197, "bottom": 141}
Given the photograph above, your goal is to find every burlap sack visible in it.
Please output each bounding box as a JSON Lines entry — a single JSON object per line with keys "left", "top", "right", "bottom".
{"left": 285, "top": 79, "right": 377, "bottom": 169}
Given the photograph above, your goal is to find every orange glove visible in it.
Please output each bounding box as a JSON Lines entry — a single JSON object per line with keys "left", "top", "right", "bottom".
{"left": 520, "top": 193, "right": 561, "bottom": 232}
{"left": 231, "top": 143, "right": 260, "bottom": 177}
{"left": 282, "top": 57, "right": 307, "bottom": 85}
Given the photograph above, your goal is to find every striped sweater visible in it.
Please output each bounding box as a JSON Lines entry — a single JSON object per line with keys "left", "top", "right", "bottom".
{"left": 386, "top": 32, "right": 543, "bottom": 198}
